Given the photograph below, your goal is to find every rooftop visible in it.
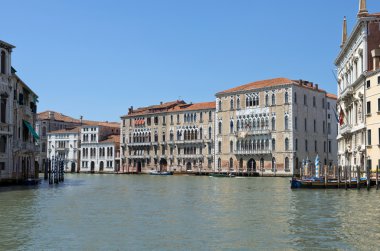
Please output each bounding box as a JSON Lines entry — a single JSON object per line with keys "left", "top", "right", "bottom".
{"left": 99, "top": 134, "right": 120, "bottom": 144}
{"left": 48, "top": 127, "right": 81, "bottom": 135}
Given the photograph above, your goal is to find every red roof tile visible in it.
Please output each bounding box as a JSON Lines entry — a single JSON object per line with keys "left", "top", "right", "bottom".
{"left": 217, "top": 78, "right": 293, "bottom": 95}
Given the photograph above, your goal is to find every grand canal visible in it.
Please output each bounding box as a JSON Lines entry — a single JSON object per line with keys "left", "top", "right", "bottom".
{"left": 0, "top": 174, "right": 379, "bottom": 250}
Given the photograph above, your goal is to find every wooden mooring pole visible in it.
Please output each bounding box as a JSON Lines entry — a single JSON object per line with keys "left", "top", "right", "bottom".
{"left": 367, "top": 164, "right": 370, "bottom": 191}
{"left": 324, "top": 165, "right": 327, "bottom": 188}
{"left": 345, "top": 166, "right": 348, "bottom": 190}
{"left": 376, "top": 165, "right": 379, "bottom": 190}
{"left": 338, "top": 166, "right": 341, "bottom": 189}
{"left": 356, "top": 165, "right": 360, "bottom": 190}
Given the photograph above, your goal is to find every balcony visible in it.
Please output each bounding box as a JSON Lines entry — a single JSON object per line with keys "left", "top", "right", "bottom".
{"left": 236, "top": 128, "right": 271, "bottom": 138}
{"left": 127, "top": 142, "right": 151, "bottom": 147}
{"left": 234, "top": 149, "right": 272, "bottom": 155}
{"left": 339, "top": 86, "right": 353, "bottom": 104}
{"left": 175, "top": 139, "right": 204, "bottom": 145}
{"left": 0, "top": 123, "right": 10, "bottom": 135}
{"left": 340, "top": 124, "right": 352, "bottom": 136}
{"left": 128, "top": 155, "right": 147, "bottom": 160}
{"left": 177, "top": 154, "right": 204, "bottom": 160}
{"left": 14, "top": 141, "right": 39, "bottom": 153}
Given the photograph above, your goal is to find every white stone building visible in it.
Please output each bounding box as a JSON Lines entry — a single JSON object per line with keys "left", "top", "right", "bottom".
{"left": 80, "top": 124, "right": 120, "bottom": 173}
{"left": 47, "top": 127, "right": 80, "bottom": 172}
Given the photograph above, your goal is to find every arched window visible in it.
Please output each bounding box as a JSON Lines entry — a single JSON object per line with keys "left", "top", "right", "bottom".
{"left": 237, "top": 97, "right": 240, "bottom": 109}
{"left": 285, "top": 115, "right": 289, "bottom": 130}
{"left": 209, "top": 111, "right": 212, "bottom": 121}
{"left": 237, "top": 120, "right": 240, "bottom": 131}
{"left": 218, "top": 100, "right": 222, "bottom": 111}
{"left": 218, "top": 121, "right": 222, "bottom": 134}
{"left": 271, "top": 117, "right": 276, "bottom": 131}
{"left": 230, "top": 98, "right": 234, "bottom": 110}
{"left": 230, "top": 140, "right": 233, "bottom": 153}
{"left": 0, "top": 98, "right": 6, "bottom": 123}
{"left": 1, "top": 51, "right": 6, "bottom": 74}
{"left": 42, "top": 127, "right": 47, "bottom": 137}
{"left": 246, "top": 96, "right": 249, "bottom": 107}
{"left": 285, "top": 157, "right": 290, "bottom": 171}
{"left": 229, "top": 158, "right": 233, "bottom": 170}
{"left": 42, "top": 142, "right": 46, "bottom": 153}
{"left": 208, "top": 127, "right": 212, "bottom": 139}
{"left": 285, "top": 138, "right": 289, "bottom": 151}
{"left": 272, "top": 93, "right": 276, "bottom": 105}
{"left": 294, "top": 92, "right": 297, "bottom": 103}
{"left": 285, "top": 92, "right": 289, "bottom": 104}
{"left": 218, "top": 141, "right": 222, "bottom": 153}
{"left": 265, "top": 94, "right": 269, "bottom": 106}
{"left": 272, "top": 139, "right": 275, "bottom": 151}
{"left": 230, "top": 121, "right": 234, "bottom": 134}
{"left": 0, "top": 135, "right": 6, "bottom": 153}
{"left": 199, "top": 128, "right": 203, "bottom": 140}
{"left": 218, "top": 158, "right": 221, "bottom": 170}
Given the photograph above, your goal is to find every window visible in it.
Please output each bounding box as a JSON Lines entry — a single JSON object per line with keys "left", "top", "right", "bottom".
{"left": 0, "top": 136, "right": 6, "bottom": 153}
{"left": 285, "top": 116, "right": 289, "bottom": 130}
{"left": 328, "top": 122, "right": 331, "bottom": 134}
{"left": 367, "top": 80, "right": 371, "bottom": 89}
{"left": 209, "top": 111, "right": 212, "bottom": 121}
{"left": 304, "top": 95, "right": 307, "bottom": 106}
{"left": 1, "top": 51, "right": 6, "bottom": 74}
{"left": 367, "top": 101, "right": 371, "bottom": 114}
{"left": 271, "top": 117, "right": 276, "bottom": 131}
{"left": 295, "top": 117, "right": 298, "bottom": 130}
{"left": 378, "top": 98, "right": 380, "bottom": 112}
{"left": 304, "top": 119, "right": 307, "bottom": 131}
{"left": 305, "top": 140, "right": 308, "bottom": 152}
{"left": 272, "top": 93, "right": 276, "bottom": 105}
{"left": 272, "top": 139, "right": 275, "bottom": 151}
{"left": 230, "top": 98, "right": 234, "bottom": 110}
{"left": 328, "top": 102, "right": 330, "bottom": 110}
{"left": 218, "top": 121, "right": 222, "bottom": 134}
{"left": 313, "top": 96, "right": 316, "bottom": 107}
{"left": 285, "top": 157, "right": 289, "bottom": 172}
{"left": 322, "top": 98, "right": 325, "bottom": 109}
{"left": 230, "top": 121, "right": 234, "bottom": 134}
{"left": 218, "top": 141, "right": 222, "bottom": 153}
{"left": 265, "top": 94, "right": 269, "bottom": 106}
{"left": 218, "top": 100, "right": 222, "bottom": 111}
{"left": 0, "top": 98, "right": 6, "bottom": 123}
{"left": 162, "top": 116, "right": 166, "bottom": 125}
{"left": 324, "top": 141, "right": 326, "bottom": 152}
{"left": 313, "top": 120, "right": 316, "bottom": 132}
{"left": 294, "top": 92, "right": 297, "bottom": 103}
{"left": 323, "top": 121, "right": 326, "bottom": 134}
{"left": 208, "top": 127, "right": 212, "bottom": 139}
{"left": 328, "top": 140, "right": 332, "bottom": 153}
{"left": 379, "top": 128, "right": 380, "bottom": 145}
{"left": 368, "top": 129, "right": 372, "bottom": 145}
{"left": 285, "top": 138, "right": 289, "bottom": 151}
{"left": 285, "top": 92, "right": 289, "bottom": 104}
{"left": 229, "top": 158, "right": 233, "bottom": 170}
{"left": 378, "top": 76, "right": 380, "bottom": 85}
{"left": 314, "top": 140, "right": 317, "bottom": 152}
{"left": 295, "top": 138, "right": 298, "bottom": 151}
{"left": 170, "top": 115, "right": 173, "bottom": 124}
{"left": 230, "top": 141, "right": 233, "bottom": 153}
{"left": 154, "top": 117, "right": 158, "bottom": 125}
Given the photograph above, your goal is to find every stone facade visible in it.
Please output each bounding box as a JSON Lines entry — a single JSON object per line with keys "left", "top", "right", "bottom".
{"left": 335, "top": 1, "right": 380, "bottom": 173}
{"left": 121, "top": 101, "right": 215, "bottom": 173}
{"left": 0, "top": 40, "right": 39, "bottom": 184}
{"left": 215, "top": 78, "right": 337, "bottom": 176}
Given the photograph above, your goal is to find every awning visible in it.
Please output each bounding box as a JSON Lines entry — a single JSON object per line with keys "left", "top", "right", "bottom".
{"left": 23, "top": 120, "right": 39, "bottom": 140}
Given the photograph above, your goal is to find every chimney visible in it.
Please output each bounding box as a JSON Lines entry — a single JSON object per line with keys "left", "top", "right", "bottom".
{"left": 128, "top": 106, "right": 133, "bottom": 114}
{"left": 358, "top": 0, "right": 368, "bottom": 17}
{"left": 160, "top": 101, "right": 163, "bottom": 105}
{"left": 48, "top": 111, "right": 55, "bottom": 120}
{"left": 371, "top": 46, "right": 380, "bottom": 71}
{"left": 309, "top": 82, "right": 314, "bottom": 88}
{"left": 340, "top": 17, "right": 347, "bottom": 48}
{"left": 315, "top": 84, "right": 319, "bottom": 90}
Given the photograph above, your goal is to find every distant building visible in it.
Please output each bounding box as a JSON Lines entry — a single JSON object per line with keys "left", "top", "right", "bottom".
{"left": 0, "top": 40, "right": 39, "bottom": 184}
{"left": 47, "top": 127, "right": 80, "bottom": 172}
{"left": 121, "top": 101, "right": 216, "bottom": 173}
{"left": 215, "top": 78, "right": 337, "bottom": 176}
{"left": 335, "top": 0, "right": 380, "bottom": 172}
{"left": 80, "top": 124, "right": 120, "bottom": 173}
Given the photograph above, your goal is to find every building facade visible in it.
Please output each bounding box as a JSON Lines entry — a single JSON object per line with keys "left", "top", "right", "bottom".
{"left": 0, "top": 40, "right": 39, "bottom": 184}
{"left": 335, "top": 0, "right": 380, "bottom": 173}
{"left": 47, "top": 127, "right": 80, "bottom": 172}
{"left": 121, "top": 101, "right": 215, "bottom": 173}
{"left": 36, "top": 111, "right": 82, "bottom": 172}
{"left": 215, "top": 78, "right": 337, "bottom": 176}
{"left": 80, "top": 124, "right": 120, "bottom": 173}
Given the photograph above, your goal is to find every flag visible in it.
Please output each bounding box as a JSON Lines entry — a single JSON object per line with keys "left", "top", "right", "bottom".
{"left": 339, "top": 106, "right": 344, "bottom": 126}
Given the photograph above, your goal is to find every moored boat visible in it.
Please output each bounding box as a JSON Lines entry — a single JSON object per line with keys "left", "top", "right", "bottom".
{"left": 149, "top": 170, "right": 173, "bottom": 176}
{"left": 291, "top": 177, "right": 368, "bottom": 189}
{"left": 209, "top": 173, "right": 235, "bottom": 178}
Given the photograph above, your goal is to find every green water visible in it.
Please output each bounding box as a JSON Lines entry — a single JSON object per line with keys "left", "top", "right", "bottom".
{"left": 0, "top": 174, "right": 379, "bottom": 250}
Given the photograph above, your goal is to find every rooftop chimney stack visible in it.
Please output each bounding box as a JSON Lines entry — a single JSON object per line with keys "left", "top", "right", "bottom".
{"left": 340, "top": 17, "right": 347, "bottom": 48}
{"left": 358, "top": 0, "right": 368, "bottom": 17}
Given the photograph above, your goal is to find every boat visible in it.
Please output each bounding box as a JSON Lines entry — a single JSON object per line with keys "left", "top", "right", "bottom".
{"left": 290, "top": 177, "right": 368, "bottom": 189}
{"left": 209, "top": 173, "right": 235, "bottom": 178}
{"left": 149, "top": 170, "right": 173, "bottom": 176}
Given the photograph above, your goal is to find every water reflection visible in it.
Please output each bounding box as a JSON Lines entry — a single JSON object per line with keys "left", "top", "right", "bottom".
{"left": 0, "top": 175, "right": 379, "bottom": 250}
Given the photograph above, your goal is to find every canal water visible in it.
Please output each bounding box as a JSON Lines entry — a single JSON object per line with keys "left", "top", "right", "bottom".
{"left": 0, "top": 174, "right": 379, "bottom": 250}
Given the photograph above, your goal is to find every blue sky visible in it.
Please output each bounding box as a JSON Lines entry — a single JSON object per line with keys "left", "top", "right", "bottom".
{"left": 1, "top": 0, "right": 380, "bottom": 122}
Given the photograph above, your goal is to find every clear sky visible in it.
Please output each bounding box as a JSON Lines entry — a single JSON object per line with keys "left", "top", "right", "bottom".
{"left": 1, "top": 0, "right": 380, "bottom": 122}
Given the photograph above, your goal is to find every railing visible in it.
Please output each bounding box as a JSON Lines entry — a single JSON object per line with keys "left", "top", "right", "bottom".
{"left": 236, "top": 128, "right": 271, "bottom": 137}
{"left": 177, "top": 154, "right": 204, "bottom": 159}
{"left": 175, "top": 139, "right": 204, "bottom": 145}
{"left": 0, "top": 123, "right": 10, "bottom": 134}
{"left": 15, "top": 141, "right": 39, "bottom": 152}
{"left": 234, "top": 149, "right": 272, "bottom": 155}
{"left": 339, "top": 86, "right": 353, "bottom": 101}
{"left": 127, "top": 142, "right": 151, "bottom": 147}
{"left": 340, "top": 124, "right": 352, "bottom": 135}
